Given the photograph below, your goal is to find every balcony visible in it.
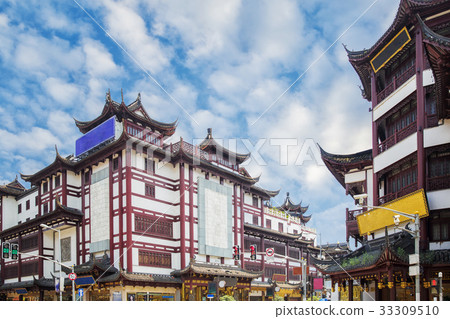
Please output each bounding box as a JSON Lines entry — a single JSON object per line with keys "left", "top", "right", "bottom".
{"left": 126, "top": 122, "right": 163, "bottom": 147}
{"left": 379, "top": 183, "right": 418, "bottom": 204}
{"left": 346, "top": 208, "right": 363, "bottom": 243}
{"left": 427, "top": 175, "right": 450, "bottom": 192}
{"left": 377, "top": 121, "right": 417, "bottom": 154}
{"left": 377, "top": 64, "right": 415, "bottom": 103}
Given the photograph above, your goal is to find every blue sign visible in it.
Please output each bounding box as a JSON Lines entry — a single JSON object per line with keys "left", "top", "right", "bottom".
{"left": 207, "top": 294, "right": 215, "bottom": 298}
{"left": 78, "top": 288, "right": 84, "bottom": 297}
{"left": 75, "top": 116, "right": 116, "bottom": 157}
{"left": 15, "top": 289, "right": 27, "bottom": 294}
{"left": 74, "top": 276, "right": 95, "bottom": 286}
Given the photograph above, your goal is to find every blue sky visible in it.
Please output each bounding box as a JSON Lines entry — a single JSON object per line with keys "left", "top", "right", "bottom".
{"left": 0, "top": 0, "right": 400, "bottom": 247}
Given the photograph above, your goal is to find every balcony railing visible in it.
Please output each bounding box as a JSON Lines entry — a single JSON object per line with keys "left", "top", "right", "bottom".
{"left": 377, "top": 121, "right": 416, "bottom": 154}
{"left": 377, "top": 64, "right": 415, "bottom": 103}
{"left": 126, "top": 122, "right": 163, "bottom": 147}
{"left": 346, "top": 208, "right": 363, "bottom": 242}
{"left": 378, "top": 183, "right": 418, "bottom": 204}
{"left": 427, "top": 175, "right": 450, "bottom": 191}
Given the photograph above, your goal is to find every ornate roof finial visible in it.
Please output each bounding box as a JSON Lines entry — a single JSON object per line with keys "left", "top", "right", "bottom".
{"left": 121, "top": 88, "right": 124, "bottom": 103}
{"left": 137, "top": 92, "right": 141, "bottom": 101}
{"left": 106, "top": 89, "right": 112, "bottom": 103}
{"left": 207, "top": 128, "right": 212, "bottom": 137}
{"left": 287, "top": 192, "right": 290, "bottom": 197}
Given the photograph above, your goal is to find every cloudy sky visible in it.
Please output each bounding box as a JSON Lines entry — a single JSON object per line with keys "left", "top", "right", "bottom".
{"left": 0, "top": 0, "right": 400, "bottom": 247}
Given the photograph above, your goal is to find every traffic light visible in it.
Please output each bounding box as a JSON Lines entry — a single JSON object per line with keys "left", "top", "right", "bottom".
{"left": 2, "top": 242, "right": 10, "bottom": 259}
{"left": 431, "top": 278, "right": 438, "bottom": 287}
{"left": 250, "top": 245, "right": 256, "bottom": 260}
{"left": 11, "top": 243, "right": 19, "bottom": 260}
{"left": 233, "top": 245, "right": 240, "bottom": 260}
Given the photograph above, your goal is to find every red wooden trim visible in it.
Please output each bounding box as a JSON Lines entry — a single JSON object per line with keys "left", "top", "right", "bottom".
{"left": 49, "top": 177, "right": 53, "bottom": 212}
{"left": 240, "top": 185, "right": 245, "bottom": 268}
{"left": 179, "top": 163, "right": 186, "bottom": 269}
{"left": 189, "top": 165, "right": 194, "bottom": 259}
{"left": 126, "top": 147, "right": 133, "bottom": 272}
{"left": 109, "top": 156, "right": 114, "bottom": 264}
{"left": 0, "top": 197, "right": 2, "bottom": 232}
{"left": 131, "top": 192, "right": 180, "bottom": 206}
{"left": 371, "top": 70, "right": 379, "bottom": 206}
{"left": 233, "top": 184, "right": 238, "bottom": 266}
{"left": 133, "top": 211, "right": 176, "bottom": 222}
{"left": 76, "top": 221, "right": 80, "bottom": 266}
{"left": 80, "top": 173, "right": 85, "bottom": 263}
{"left": 62, "top": 170, "right": 67, "bottom": 206}
{"left": 37, "top": 184, "right": 41, "bottom": 217}
{"left": 18, "top": 234, "right": 22, "bottom": 281}
{"left": 416, "top": 27, "right": 425, "bottom": 191}
{"left": 118, "top": 153, "right": 124, "bottom": 268}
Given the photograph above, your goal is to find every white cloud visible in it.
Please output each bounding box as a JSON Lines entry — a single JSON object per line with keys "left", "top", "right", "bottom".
{"left": 82, "top": 38, "right": 120, "bottom": 77}
{"left": 43, "top": 78, "right": 82, "bottom": 107}
{"left": 0, "top": 127, "right": 60, "bottom": 155}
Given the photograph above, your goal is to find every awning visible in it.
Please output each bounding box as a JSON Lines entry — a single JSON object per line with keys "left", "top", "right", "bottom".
{"left": 357, "top": 189, "right": 428, "bottom": 236}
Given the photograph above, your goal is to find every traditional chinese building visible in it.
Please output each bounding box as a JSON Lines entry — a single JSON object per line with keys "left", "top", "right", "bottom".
{"left": 318, "top": 0, "right": 450, "bottom": 301}
{"left": 0, "top": 91, "right": 317, "bottom": 301}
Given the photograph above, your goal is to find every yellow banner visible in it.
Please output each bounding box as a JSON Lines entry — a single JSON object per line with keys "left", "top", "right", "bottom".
{"left": 357, "top": 189, "right": 428, "bottom": 236}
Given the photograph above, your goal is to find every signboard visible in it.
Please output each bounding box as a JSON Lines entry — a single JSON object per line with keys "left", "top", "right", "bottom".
{"left": 207, "top": 294, "right": 215, "bottom": 298}
{"left": 313, "top": 278, "right": 324, "bottom": 290}
{"left": 69, "top": 273, "right": 77, "bottom": 281}
{"left": 15, "top": 289, "right": 27, "bottom": 294}
{"left": 78, "top": 288, "right": 84, "bottom": 299}
{"left": 292, "top": 266, "right": 309, "bottom": 276}
{"left": 370, "top": 27, "right": 411, "bottom": 73}
{"left": 272, "top": 274, "right": 286, "bottom": 282}
{"left": 357, "top": 189, "right": 428, "bottom": 236}
{"left": 75, "top": 116, "right": 116, "bottom": 157}
{"left": 74, "top": 275, "right": 95, "bottom": 286}
{"left": 409, "top": 265, "right": 420, "bottom": 277}
{"left": 293, "top": 267, "right": 302, "bottom": 276}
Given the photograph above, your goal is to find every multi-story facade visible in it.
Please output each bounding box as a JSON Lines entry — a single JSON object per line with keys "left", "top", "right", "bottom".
{"left": 0, "top": 92, "right": 317, "bottom": 301}
{"left": 317, "top": 0, "right": 450, "bottom": 301}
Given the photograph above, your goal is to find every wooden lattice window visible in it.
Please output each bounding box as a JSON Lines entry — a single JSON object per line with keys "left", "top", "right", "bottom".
{"left": 145, "top": 184, "right": 155, "bottom": 198}
{"left": 139, "top": 250, "right": 171, "bottom": 268}
{"left": 252, "top": 196, "right": 259, "bottom": 207}
{"left": 21, "top": 261, "right": 39, "bottom": 277}
{"left": 135, "top": 215, "right": 173, "bottom": 237}
{"left": 55, "top": 175, "right": 61, "bottom": 188}
{"left": 21, "top": 235, "right": 38, "bottom": 251}
{"left": 3, "top": 265, "right": 18, "bottom": 279}
{"left": 266, "top": 219, "right": 271, "bottom": 229}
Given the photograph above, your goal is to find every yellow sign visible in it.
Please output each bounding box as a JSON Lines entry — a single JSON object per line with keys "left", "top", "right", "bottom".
{"left": 357, "top": 189, "right": 428, "bottom": 236}
{"left": 370, "top": 26, "right": 411, "bottom": 73}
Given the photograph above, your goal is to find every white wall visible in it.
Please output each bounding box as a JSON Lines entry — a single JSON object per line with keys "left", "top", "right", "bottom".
{"left": 373, "top": 133, "right": 417, "bottom": 173}
{"left": 424, "top": 119, "right": 450, "bottom": 148}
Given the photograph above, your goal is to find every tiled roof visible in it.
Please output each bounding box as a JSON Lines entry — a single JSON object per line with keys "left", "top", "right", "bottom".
{"left": 171, "top": 261, "right": 262, "bottom": 279}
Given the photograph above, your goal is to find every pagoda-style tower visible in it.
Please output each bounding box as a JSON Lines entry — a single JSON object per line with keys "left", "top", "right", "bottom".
{"left": 275, "top": 192, "right": 311, "bottom": 225}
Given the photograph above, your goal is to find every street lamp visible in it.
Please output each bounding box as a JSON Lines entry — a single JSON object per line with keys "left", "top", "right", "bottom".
{"left": 354, "top": 194, "right": 421, "bottom": 301}
{"left": 40, "top": 224, "right": 63, "bottom": 301}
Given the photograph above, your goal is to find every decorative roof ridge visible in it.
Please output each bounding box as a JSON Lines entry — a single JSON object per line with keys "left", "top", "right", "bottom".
{"left": 319, "top": 144, "right": 373, "bottom": 163}
{"left": 417, "top": 13, "right": 450, "bottom": 48}
{"left": 199, "top": 128, "right": 250, "bottom": 164}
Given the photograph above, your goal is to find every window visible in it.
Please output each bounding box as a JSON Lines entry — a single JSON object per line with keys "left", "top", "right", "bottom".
{"left": 252, "top": 196, "right": 259, "bottom": 207}
{"left": 43, "top": 203, "right": 49, "bottom": 214}
{"left": 26, "top": 200, "right": 30, "bottom": 210}
{"left": 387, "top": 164, "right": 417, "bottom": 194}
{"left": 430, "top": 210, "right": 450, "bottom": 242}
{"left": 113, "top": 157, "right": 119, "bottom": 171}
{"left": 145, "top": 184, "right": 155, "bottom": 198}
{"left": 139, "top": 250, "right": 171, "bottom": 268}
{"left": 84, "top": 171, "right": 90, "bottom": 184}
{"left": 18, "top": 204, "right": 22, "bottom": 214}
{"left": 35, "top": 196, "right": 39, "bottom": 206}
{"left": 252, "top": 215, "right": 258, "bottom": 225}
{"left": 144, "top": 158, "right": 155, "bottom": 174}
{"left": 266, "top": 219, "right": 271, "bottom": 229}
{"left": 21, "top": 235, "right": 38, "bottom": 251}
{"left": 428, "top": 151, "right": 450, "bottom": 178}
{"left": 55, "top": 175, "right": 61, "bottom": 188}
{"left": 43, "top": 181, "right": 48, "bottom": 193}
{"left": 135, "top": 215, "right": 173, "bottom": 237}
{"left": 61, "top": 237, "right": 71, "bottom": 262}
{"left": 278, "top": 222, "right": 283, "bottom": 233}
